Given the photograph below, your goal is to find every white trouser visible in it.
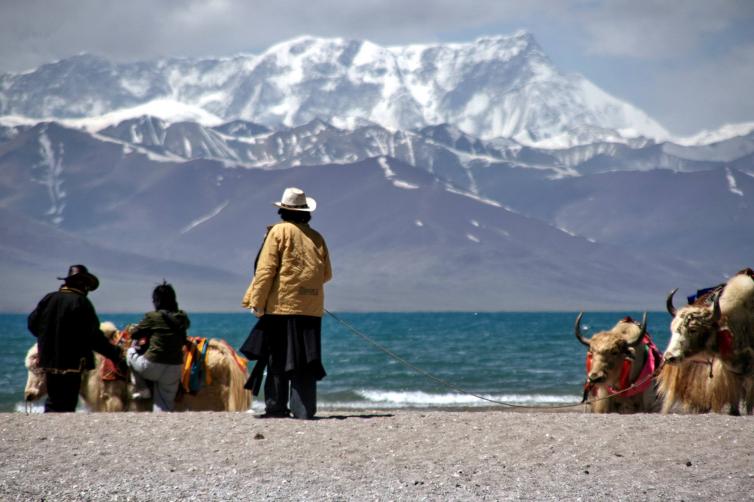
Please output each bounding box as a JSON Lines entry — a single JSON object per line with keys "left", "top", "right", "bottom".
{"left": 127, "top": 347, "right": 182, "bottom": 412}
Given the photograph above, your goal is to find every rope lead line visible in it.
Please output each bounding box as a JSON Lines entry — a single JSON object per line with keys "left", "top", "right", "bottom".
{"left": 325, "top": 309, "right": 660, "bottom": 410}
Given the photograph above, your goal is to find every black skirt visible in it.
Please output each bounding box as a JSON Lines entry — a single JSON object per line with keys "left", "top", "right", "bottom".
{"left": 240, "top": 315, "right": 327, "bottom": 394}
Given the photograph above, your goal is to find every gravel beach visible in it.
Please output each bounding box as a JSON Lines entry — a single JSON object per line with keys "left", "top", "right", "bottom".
{"left": 1, "top": 409, "right": 752, "bottom": 501}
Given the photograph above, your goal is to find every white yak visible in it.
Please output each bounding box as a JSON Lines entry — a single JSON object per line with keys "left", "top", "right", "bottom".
{"left": 660, "top": 269, "right": 754, "bottom": 415}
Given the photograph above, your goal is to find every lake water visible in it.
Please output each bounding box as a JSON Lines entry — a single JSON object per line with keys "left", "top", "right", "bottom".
{"left": 0, "top": 311, "right": 672, "bottom": 412}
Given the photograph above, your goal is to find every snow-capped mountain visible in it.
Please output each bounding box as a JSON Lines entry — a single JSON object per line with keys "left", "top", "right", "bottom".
{"left": 1, "top": 32, "right": 752, "bottom": 312}
{"left": 0, "top": 32, "right": 669, "bottom": 147}
{"left": 92, "top": 115, "right": 753, "bottom": 182}
{"left": 674, "top": 122, "right": 754, "bottom": 147}
{"left": 2, "top": 118, "right": 751, "bottom": 311}
{"left": 0, "top": 119, "right": 726, "bottom": 312}
{"left": 96, "top": 116, "right": 535, "bottom": 182}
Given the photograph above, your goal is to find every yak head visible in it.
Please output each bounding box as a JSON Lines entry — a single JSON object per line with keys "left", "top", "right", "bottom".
{"left": 664, "top": 288, "right": 721, "bottom": 364}
{"left": 575, "top": 312, "right": 647, "bottom": 386}
{"left": 100, "top": 321, "right": 119, "bottom": 341}
{"left": 24, "top": 344, "right": 47, "bottom": 402}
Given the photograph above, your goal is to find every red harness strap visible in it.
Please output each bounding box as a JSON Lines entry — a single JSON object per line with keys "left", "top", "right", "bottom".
{"left": 612, "top": 335, "right": 662, "bottom": 397}
{"left": 616, "top": 359, "right": 633, "bottom": 391}
{"left": 100, "top": 329, "right": 130, "bottom": 382}
{"left": 100, "top": 358, "right": 127, "bottom": 381}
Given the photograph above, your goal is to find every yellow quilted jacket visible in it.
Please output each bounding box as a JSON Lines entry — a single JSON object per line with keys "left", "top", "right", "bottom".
{"left": 241, "top": 222, "right": 332, "bottom": 317}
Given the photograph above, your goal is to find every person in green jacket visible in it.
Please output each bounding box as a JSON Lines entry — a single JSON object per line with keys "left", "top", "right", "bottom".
{"left": 127, "top": 282, "right": 190, "bottom": 412}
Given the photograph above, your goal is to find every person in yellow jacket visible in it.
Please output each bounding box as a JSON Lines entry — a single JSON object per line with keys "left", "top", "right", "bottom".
{"left": 240, "top": 187, "right": 332, "bottom": 419}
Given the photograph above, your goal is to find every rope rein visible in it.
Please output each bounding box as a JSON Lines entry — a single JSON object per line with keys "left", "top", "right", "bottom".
{"left": 325, "top": 309, "right": 663, "bottom": 410}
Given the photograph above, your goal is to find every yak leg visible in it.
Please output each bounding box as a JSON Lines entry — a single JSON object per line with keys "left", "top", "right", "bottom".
{"left": 79, "top": 369, "right": 104, "bottom": 411}
{"left": 744, "top": 352, "right": 754, "bottom": 415}
{"left": 729, "top": 401, "right": 741, "bottom": 416}
{"left": 742, "top": 375, "right": 754, "bottom": 415}
{"left": 660, "top": 389, "right": 676, "bottom": 414}
{"left": 101, "top": 381, "right": 128, "bottom": 412}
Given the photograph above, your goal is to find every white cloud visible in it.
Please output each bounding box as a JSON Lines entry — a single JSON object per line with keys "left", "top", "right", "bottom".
{"left": 577, "top": 0, "right": 746, "bottom": 59}
{"left": 0, "top": 0, "right": 750, "bottom": 70}
{"left": 0, "top": 1, "right": 577, "bottom": 71}
{"left": 651, "top": 43, "right": 754, "bottom": 133}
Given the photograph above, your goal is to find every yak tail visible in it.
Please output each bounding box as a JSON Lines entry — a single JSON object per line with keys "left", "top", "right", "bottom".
{"left": 210, "top": 339, "right": 252, "bottom": 412}
{"left": 227, "top": 355, "right": 252, "bottom": 412}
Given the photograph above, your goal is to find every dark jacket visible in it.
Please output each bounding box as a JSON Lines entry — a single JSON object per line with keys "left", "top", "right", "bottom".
{"left": 132, "top": 310, "right": 190, "bottom": 365}
{"left": 28, "top": 287, "right": 122, "bottom": 371}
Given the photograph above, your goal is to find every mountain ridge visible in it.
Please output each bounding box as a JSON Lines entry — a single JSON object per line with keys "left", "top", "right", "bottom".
{"left": 0, "top": 32, "right": 669, "bottom": 148}
{"left": 2, "top": 118, "right": 748, "bottom": 311}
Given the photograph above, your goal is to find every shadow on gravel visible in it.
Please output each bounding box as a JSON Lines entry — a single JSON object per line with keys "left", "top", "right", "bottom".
{"left": 315, "top": 413, "right": 394, "bottom": 420}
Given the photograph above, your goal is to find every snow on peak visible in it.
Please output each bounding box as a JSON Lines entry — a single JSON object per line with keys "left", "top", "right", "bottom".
{"left": 61, "top": 100, "right": 224, "bottom": 132}
{"left": 35, "top": 130, "right": 67, "bottom": 225}
{"left": 181, "top": 200, "right": 230, "bottom": 234}
{"left": 0, "top": 32, "right": 671, "bottom": 147}
{"left": 377, "top": 156, "right": 419, "bottom": 190}
{"left": 673, "top": 122, "right": 754, "bottom": 146}
{"left": 0, "top": 115, "right": 38, "bottom": 127}
{"left": 725, "top": 168, "right": 744, "bottom": 197}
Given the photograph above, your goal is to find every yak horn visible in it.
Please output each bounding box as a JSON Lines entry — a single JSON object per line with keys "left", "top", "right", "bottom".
{"left": 711, "top": 293, "right": 722, "bottom": 323}
{"left": 666, "top": 288, "right": 678, "bottom": 317}
{"left": 627, "top": 312, "right": 648, "bottom": 347}
{"left": 574, "top": 312, "right": 590, "bottom": 347}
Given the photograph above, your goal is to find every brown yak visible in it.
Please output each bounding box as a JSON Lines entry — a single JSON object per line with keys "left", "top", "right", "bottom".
{"left": 659, "top": 269, "right": 754, "bottom": 415}
{"left": 24, "top": 322, "right": 252, "bottom": 412}
{"left": 575, "top": 312, "right": 663, "bottom": 413}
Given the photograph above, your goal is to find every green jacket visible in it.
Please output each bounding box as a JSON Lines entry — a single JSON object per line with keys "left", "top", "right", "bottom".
{"left": 134, "top": 310, "right": 190, "bottom": 365}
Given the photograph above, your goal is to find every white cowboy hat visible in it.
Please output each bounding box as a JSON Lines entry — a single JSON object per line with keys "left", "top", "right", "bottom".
{"left": 273, "top": 187, "right": 317, "bottom": 212}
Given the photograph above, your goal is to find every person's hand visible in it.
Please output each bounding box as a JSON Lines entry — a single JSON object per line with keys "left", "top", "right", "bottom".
{"left": 116, "top": 357, "right": 129, "bottom": 376}
{"left": 251, "top": 306, "right": 264, "bottom": 318}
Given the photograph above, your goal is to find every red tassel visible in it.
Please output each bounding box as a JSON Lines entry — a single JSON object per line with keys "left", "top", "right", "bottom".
{"left": 617, "top": 358, "right": 632, "bottom": 390}
{"left": 717, "top": 329, "right": 734, "bottom": 359}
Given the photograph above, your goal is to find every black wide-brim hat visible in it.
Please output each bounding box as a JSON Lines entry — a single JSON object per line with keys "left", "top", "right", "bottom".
{"left": 58, "top": 264, "right": 99, "bottom": 291}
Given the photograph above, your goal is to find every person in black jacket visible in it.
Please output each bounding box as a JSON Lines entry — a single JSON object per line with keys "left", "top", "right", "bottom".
{"left": 28, "top": 264, "right": 126, "bottom": 412}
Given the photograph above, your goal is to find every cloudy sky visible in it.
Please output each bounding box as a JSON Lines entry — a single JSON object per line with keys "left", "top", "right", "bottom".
{"left": 1, "top": 0, "right": 753, "bottom": 135}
